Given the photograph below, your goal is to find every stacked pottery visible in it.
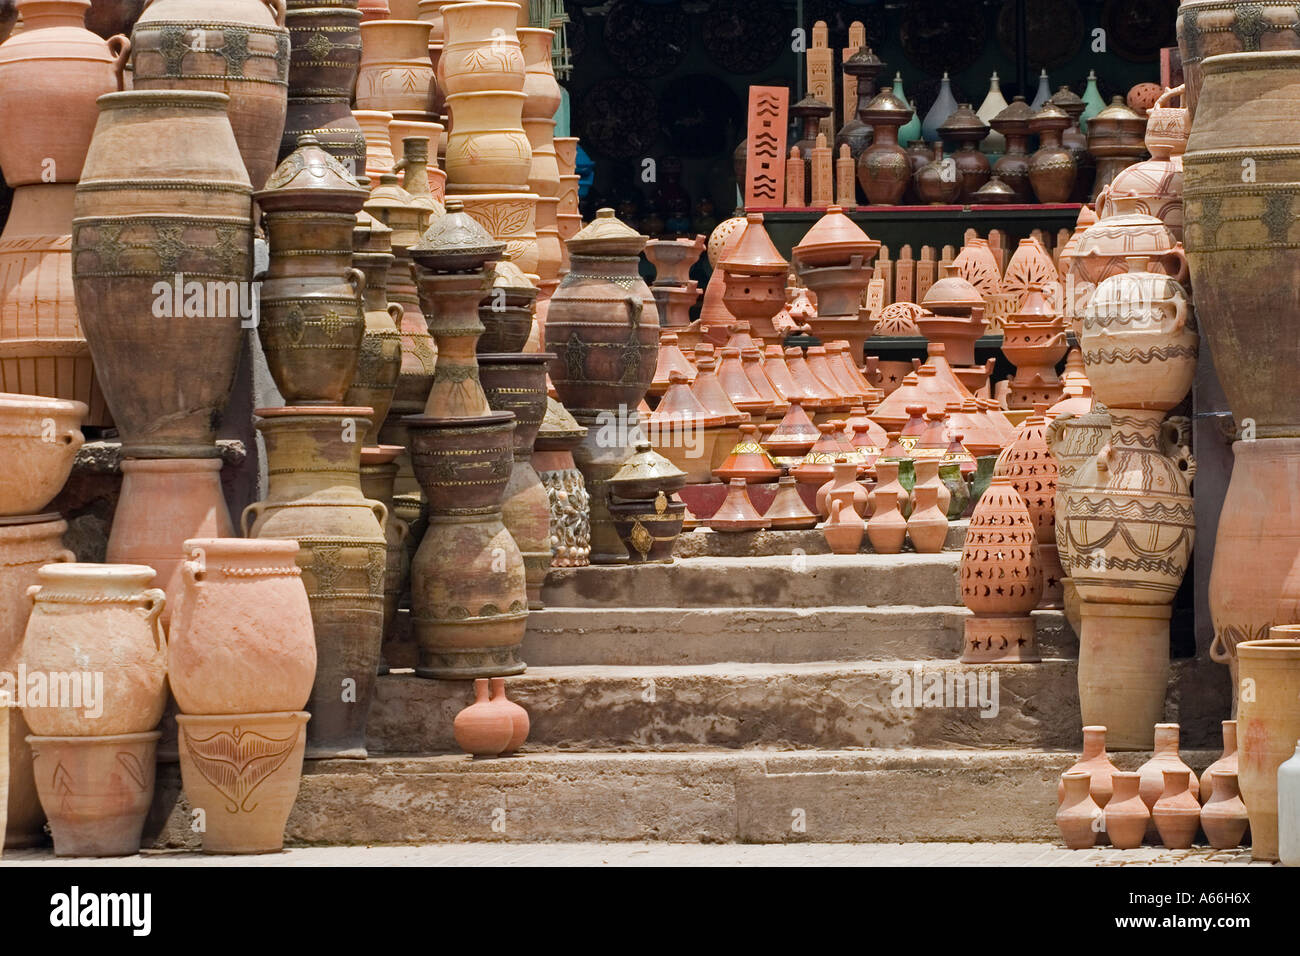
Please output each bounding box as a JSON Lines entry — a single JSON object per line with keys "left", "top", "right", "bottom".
{"left": 169, "top": 539, "right": 315, "bottom": 853}
{"left": 518, "top": 24, "right": 563, "bottom": 330}
{"left": 545, "top": 209, "right": 659, "bottom": 564}
{"left": 1050, "top": 85, "right": 1096, "bottom": 203}
{"left": 403, "top": 203, "right": 529, "bottom": 677}
{"left": 1000, "top": 286, "right": 1067, "bottom": 409}
{"left": 791, "top": 206, "right": 879, "bottom": 357}
{"left": 994, "top": 404, "right": 1064, "bottom": 609}
{"left": 0, "top": 0, "right": 127, "bottom": 424}
{"left": 1087, "top": 96, "right": 1147, "bottom": 201}
{"left": 1061, "top": 256, "right": 1196, "bottom": 750}
{"left": 282, "top": 0, "right": 365, "bottom": 167}
{"left": 359, "top": 444, "right": 408, "bottom": 667}
{"left": 22, "top": 564, "right": 166, "bottom": 855}
{"left": 836, "top": 46, "right": 886, "bottom": 163}
{"left": 607, "top": 441, "right": 687, "bottom": 563}
{"left": 1107, "top": 86, "right": 1186, "bottom": 243}
{"left": 720, "top": 213, "right": 789, "bottom": 346}
{"left": 645, "top": 235, "right": 705, "bottom": 330}
{"left": 534, "top": 398, "right": 591, "bottom": 568}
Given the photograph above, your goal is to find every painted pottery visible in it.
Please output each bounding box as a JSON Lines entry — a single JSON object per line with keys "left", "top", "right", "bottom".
{"left": 444, "top": 91, "right": 531, "bottom": 191}
{"left": 1104, "top": 771, "right": 1150, "bottom": 849}
{"left": 959, "top": 475, "right": 1042, "bottom": 662}
{"left": 1177, "top": 1, "right": 1300, "bottom": 117}
{"left": 1152, "top": 769, "right": 1201, "bottom": 849}
{"left": 1236, "top": 634, "right": 1300, "bottom": 859}
{"left": 609, "top": 492, "right": 685, "bottom": 563}
{"left": 347, "top": 213, "right": 404, "bottom": 441}
{"left": 359, "top": 445, "right": 408, "bottom": 660}
{"left": 454, "top": 677, "right": 513, "bottom": 756}
{"left": 1200, "top": 770, "right": 1249, "bottom": 850}
{"left": 438, "top": 0, "right": 523, "bottom": 95}
{"left": 1056, "top": 770, "right": 1101, "bottom": 849}
{"left": 281, "top": 2, "right": 365, "bottom": 166}
{"left": 535, "top": 398, "right": 590, "bottom": 568}
{"left": 0, "top": 393, "right": 85, "bottom": 516}
{"left": 356, "top": 16, "right": 434, "bottom": 112}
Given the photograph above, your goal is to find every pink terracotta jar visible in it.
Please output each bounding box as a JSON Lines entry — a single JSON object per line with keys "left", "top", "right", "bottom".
{"left": 438, "top": 0, "right": 524, "bottom": 96}
{"left": 453, "top": 677, "right": 513, "bottom": 756}
{"left": 0, "top": 392, "right": 86, "bottom": 517}
{"left": 487, "top": 676, "right": 529, "bottom": 755}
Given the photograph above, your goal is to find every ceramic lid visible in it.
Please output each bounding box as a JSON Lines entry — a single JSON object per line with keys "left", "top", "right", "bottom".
{"left": 608, "top": 439, "right": 688, "bottom": 497}
{"left": 537, "top": 396, "right": 587, "bottom": 441}
{"left": 843, "top": 46, "right": 885, "bottom": 81}
{"left": 256, "top": 135, "right": 368, "bottom": 213}
{"left": 859, "top": 87, "right": 913, "bottom": 127}
{"left": 971, "top": 176, "right": 1017, "bottom": 203}
{"left": 937, "top": 103, "right": 989, "bottom": 142}
{"left": 648, "top": 371, "right": 726, "bottom": 428}
{"left": 921, "top": 272, "right": 983, "bottom": 311}
{"left": 1048, "top": 85, "right": 1085, "bottom": 120}
{"left": 566, "top": 207, "right": 647, "bottom": 257}
{"left": 364, "top": 173, "right": 423, "bottom": 248}
{"left": 790, "top": 95, "right": 833, "bottom": 119}
{"left": 720, "top": 212, "right": 788, "bottom": 276}
{"left": 792, "top": 205, "right": 878, "bottom": 264}
{"left": 990, "top": 95, "right": 1034, "bottom": 135}
{"left": 1090, "top": 95, "right": 1146, "bottom": 132}
{"left": 1028, "top": 102, "right": 1071, "bottom": 131}
{"left": 409, "top": 198, "right": 505, "bottom": 271}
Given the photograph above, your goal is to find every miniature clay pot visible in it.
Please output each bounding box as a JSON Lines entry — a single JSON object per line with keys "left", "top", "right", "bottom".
{"left": 1104, "top": 771, "right": 1149, "bottom": 850}
{"left": 1152, "top": 769, "right": 1201, "bottom": 849}
{"left": 453, "top": 677, "right": 513, "bottom": 756}
{"left": 0, "top": 392, "right": 86, "bottom": 516}
{"left": 1056, "top": 770, "right": 1101, "bottom": 849}
{"left": 906, "top": 483, "right": 947, "bottom": 554}
{"left": 1200, "top": 770, "right": 1249, "bottom": 850}
{"left": 1200, "top": 720, "right": 1238, "bottom": 803}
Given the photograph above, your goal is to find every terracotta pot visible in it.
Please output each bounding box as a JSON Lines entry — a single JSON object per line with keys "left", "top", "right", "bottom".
{"left": 1107, "top": 96, "right": 1185, "bottom": 243}
{"left": 130, "top": 0, "right": 290, "bottom": 192}
{"left": 487, "top": 676, "right": 528, "bottom": 754}
{"left": 405, "top": 412, "right": 528, "bottom": 676}
{"left": 1072, "top": 212, "right": 1188, "bottom": 306}
{"left": 609, "top": 493, "right": 685, "bottom": 563}
{"left": 913, "top": 142, "right": 961, "bottom": 204}
{"left": 1137, "top": 722, "right": 1198, "bottom": 815}
{"left": 105, "top": 459, "right": 235, "bottom": 628}
{"left": 708, "top": 478, "right": 769, "bottom": 532}
{"left": 0, "top": 392, "right": 85, "bottom": 516}
{"left": 1089, "top": 97, "right": 1148, "bottom": 199}
{"left": 356, "top": 17, "right": 434, "bottom": 112}
{"left": 453, "top": 678, "right": 512, "bottom": 756}
{"left": 346, "top": 246, "right": 404, "bottom": 442}
{"left": 906, "top": 482, "right": 947, "bottom": 553}
{"left": 1177, "top": 3, "right": 1300, "bottom": 117}
{"left": 282, "top": 3, "right": 365, "bottom": 166}
{"left": 938, "top": 462, "right": 969, "bottom": 520}
{"left": 72, "top": 90, "right": 253, "bottom": 458}
{"left": 816, "top": 459, "right": 866, "bottom": 517}
{"left": 168, "top": 539, "right": 315, "bottom": 715}
{"left": 1104, "top": 771, "right": 1150, "bottom": 849}
{"left": 1056, "top": 770, "right": 1101, "bottom": 849}
{"left": 990, "top": 96, "right": 1034, "bottom": 202}
{"left": 535, "top": 399, "right": 591, "bottom": 567}
{"left": 959, "top": 475, "right": 1043, "bottom": 662}
{"left": 0, "top": 0, "right": 130, "bottom": 187}
{"left": 359, "top": 445, "right": 409, "bottom": 659}
{"left": 85, "top": 0, "right": 148, "bottom": 39}
{"left": 1236, "top": 633, "right": 1300, "bottom": 859}
{"left": 1027, "top": 104, "right": 1076, "bottom": 203}
{"left": 244, "top": 407, "right": 387, "bottom": 759}
{"left": 518, "top": 26, "right": 559, "bottom": 119}
{"left": 438, "top": 0, "right": 523, "bottom": 95}
{"left": 21, "top": 563, "right": 165, "bottom": 737}
{"left": 1059, "top": 725, "right": 1119, "bottom": 807}
{"left": 1200, "top": 770, "right": 1249, "bottom": 850}
{"left": 28, "top": 730, "right": 158, "bottom": 856}
{"left": 389, "top": 115, "right": 445, "bottom": 190}
{"left": 765, "top": 474, "right": 818, "bottom": 530}
{"left": 918, "top": 271, "right": 985, "bottom": 367}
{"left": 1200, "top": 720, "right": 1239, "bottom": 803}
{"left": 856, "top": 90, "right": 913, "bottom": 205}
{"left": 1076, "top": 603, "right": 1171, "bottom": 751}
{"left": 356, "top": 108, "right": 396, "bottom": 184}
{"left": 0, "top": 515, "right": 72, "bottom": 848}
{"left": 866, "top": 488, "right": 906, "bottom": 554}
{"left": 823, "top": 493, "right": 864, "bottom": 555}
{"left": 453, "top": 191, "right": 538, "bottom": 277}
{"left": 1152, "top": 768, "right": 1201, "bottom": 849}
{"left": 444, "top": 91, "right": 531, "bottom": 192}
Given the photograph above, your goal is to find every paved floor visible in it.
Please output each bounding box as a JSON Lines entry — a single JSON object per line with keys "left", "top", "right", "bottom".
{"left": 0, "top": 843, "right": 1272, "bottom": 866}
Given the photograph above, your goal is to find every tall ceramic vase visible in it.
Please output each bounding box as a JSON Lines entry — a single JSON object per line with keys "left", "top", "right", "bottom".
{"left": 282, "top": 0, "right": 365, "bottom": 167}
{"left": 130, "top": 0, "right": 291, "bottom": 191}
{"left": 72, "top": 90, "right": 253, "bottom": 458}
{"left": 1236, "top": 632, "right": 1300, "bottom": 860}
{"left": 243, "top": 407, "right": 387, "bottom": 759}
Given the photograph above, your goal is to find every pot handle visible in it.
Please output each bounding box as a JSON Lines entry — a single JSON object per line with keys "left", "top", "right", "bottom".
{"left": 107, "top": 35, "right": 131, "bottom": 92}
{"left": 347, "top": 267, "right": 366, "bottom": 297}
{"left": 394, "top": 515, "right": 410, "bottom": 547}
{"left": 388, "top": 302, "right": 404, "bottom": 324}
{"left": 25, "top": 584, "right": 39, "bottom": 606}
{"left": 240, "top": 500, "right": 266, "bottom": 538}
{"left": 1169, "top": 290, "right": 1190, "bottom": 334}
{"left": 182, "top": 557, "right": 205, "bottom": 588}
{"left": 623, "top": 291, "right": 643, "bottom": 328}
{"left": 1210, "top": 630, "right": 1232, "bottom": 664}
{"left": 1162, "top": 245, "right": 1189, "bottom": 285}
{"left": 1044, "top": 412, "right": 1071, "bottom": 455}
{"left": 54, "top": 549, "right": 76, "bottom": 565}
{"left": 264, "top": 0, "right": 287, "bottom": 27}
{"left": 141, "top": 588, "right": 167, "bottom": 653}
{"left": 1155, "top": 84, "right": 1185, "bottom": 110}
{"left": 371, "top": 500, "right": 389, "bottom": 534}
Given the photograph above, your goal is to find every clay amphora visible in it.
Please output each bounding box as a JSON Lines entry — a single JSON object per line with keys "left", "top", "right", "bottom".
{"left": 130, "top": 0, "right": 290, "bottom": 191}
{"left": 29, "top": 730, "right": 159, "bottom": 856}
{"left": 824, "top": 492, "right": 865, "bottom": 555}
{"left": 168, "top": 539, "right": 316, "bottom": 715}
{"left": 21, "top": 563, "right": 165, "bottom": 737}
{"left": 855, "top": 88, "right": 913, "bottom": 205}
{"left": 1237, "top": 634, "right": 1300, "bottom": 859}
{"left": 1200, "top": 720, "right": 1239, "bottom": 803}
{"left": 1059, "top": 726, "right": 1119, "bottom": 807}
{"left": 1152, "top": 769, "right": 1201, "bottom": 849}
{"left": 488, "top": 676, "right": 529, "bottom": 754}
{"left": 244, "top": 407, "right": 388, "bottom": 759}
{"left": 356, "top": 16, "right": 435, "bottom": 111}
{"left": 1200, "top": 770, "right": 1249, "bottom": 850}
{"left": 866, "top": 489, "right": 906, "bottom": 554}
{"left": 0, "top": 392, "right": 85, "bottom": 516}
{"left": 913, "top": 142, "right": 960, "bottom": 204}
{"left": 454, "top": 677, "right": 513, "bottom": 756}
{"left": 1056, "top": 770, "right": 1101, "bottom": 849}
{"left": 1104, "top": 771, "right": 1149, "bottom": 850}
{"left": 991, "top": 96, "right": 1034, "bottom": 202}
{"left": 72, "top": 90, "right": 253, "bottom": 458}
{"left": 906, "top": 483, "right": 947, "bottom": 554}
{"left": 176, "top": 710, "right": 309, "bottom": 853}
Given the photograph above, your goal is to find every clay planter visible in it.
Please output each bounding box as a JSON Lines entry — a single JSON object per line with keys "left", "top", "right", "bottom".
{"left": 105, "top": 459, "right": 235, "bottom": 628}
{"left": 1152, "top": 769, "right": 1201, "bottom": 849}
{"left": 404, "top": 412, "right": 528, "bottom": 678}
{"left": 0, "top": 393, "right": 85, "bottom": 516}
{"left": 1060, "top": 725, "right": 1118, "bottom": 807}
{"left": 28, "top": 730, "right": 158, "bottom": 856}
{"left": 959, "top": 474, "right": 1043, "bottom": 662}
{"left": 1104, "top": 771, "right": 1150, "bottom": 849}
{"left": 130, "top": 0, "right": 290, "bottom": 192}
{"left": 1236, "top": 634, "right": 1300, "bottom": 859}
{"left": 0, "top": 515, "right": 72, "bottom": 848}
{"left": 453, "top": 677, "right": 512, "bottom": 756}
{"left": 609, "top": 493, "right": 685, "bottom": 563}
{"left": 21, "top": 563, "right": 166, "bottom": 737}
{"left": 1200, "top": 770, "right": 1249, "bottom": 850}
{"left": 456, "top": 192, "right": 538, "bottom": 275}
{"left": 281, "top": 4, "right": 365, "bottom": 166}
{"left": 168, "top": 539, "right": 315, "bottom": 715}
{"left": 244, "top": 407, "right": 387, "bottom": 759}
{"left": 438, "top": 0, "right": 523, "bottom": 95}
{"left": 444, "top": 91, "right": 531, "bottom": 192}
{"left": 176, "top": 710, "right": 309, "bottom": 853}
{"left": 488, "top": 676, "right": 528, "bottom": 754}
{"left": 72, "top": 90, "right": 253, "bottom": 459}
{"left": 357, "top": 17, "right": 435, "bottom": 112}
{"left": 0, "top": 0, "right": 130, "bottom": 188}
{"left": 1056, "top": 770, "right": 1101, "bottom": 849}
{"left": 479, "top": 353, "right": 553, "bottom": 608}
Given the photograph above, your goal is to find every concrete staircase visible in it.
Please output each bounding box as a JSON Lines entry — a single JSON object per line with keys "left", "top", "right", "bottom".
{"left": 146, "top": 534, "right": 1231, "bottom": 848}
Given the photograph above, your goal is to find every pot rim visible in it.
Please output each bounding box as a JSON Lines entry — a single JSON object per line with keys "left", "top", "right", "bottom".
{"left": 27, "top": 730, "right": 162, "bottom": 745}
{"left": 0, "top": 512, "right": 64, "bottom": 529}
{"left": 255, "top": 405, "right": 375, "bottom": 419}
{"left": 183, "top": 537, "right": 300, "bottom": 558}
{"left": 402, "top": 411, "right": 515, "bottom": 429}
{"left": 36, "top": 562, "right": 156, "bottom": 585}
{"left": 121, "top": 458, "right": 223, "bottom": 474}
{"left": 0, "top": 392, "right": 87, "bottom": 417}
{"left": 1241, "top": 634, "right": 1300, "bottom": 656}
{"left": 96, "top": 90, "right": 231, "bottom": 112}
{"left": 176, "top": 710, "right": 310, "bottom": 726}
{"left": 477, "top": 352, "right": 556, "bottom": 365}
{"left": 1201, "top": 51, "right": 1300, "bottom": 78}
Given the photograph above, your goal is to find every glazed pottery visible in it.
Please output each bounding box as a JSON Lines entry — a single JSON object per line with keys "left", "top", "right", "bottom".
{"left": 1059, "top": 725, "right": 1118, "bottom": 807}
{"left": 1137, "top": 723, "right": 1198, "bottom": 816}
{"left": 0, "top": 393, "right": 85, "bottom": 516}
{"left": 1280, "top": 744, "right": 1300, "bottom": 864}
{"left": 1201, "top": 720, "right": 1238, "bottom": 802}
{"left": 176, "top": 710, "right": 309, "bottom": 853}
{"left": 488, "top": 676, "right": 528, "bottom": 754}
{"left": 906, "top": 483, "right": 946, "bottom": 554}
{"left": 1105, "top": 771, "right": 1150, "bottom": 849}
{"left": 1056, "top": 770, "right": 1101, "bottom": 849}
{"left": 28, "top": 731, "right": 158, "bottom": 856}
{"left": 836, "top": 46, "right": 886, "bottom": 162}
{"left": 855, "top": 88, "right": 913, "bottom": 205}
{"left": 21, "top": 563, "right": 165, "bottom": 737}
{"left": 1152, "top": 769, "right": 1201, "bottom": 849}
{"left": 244, "top": 407, "right": 387, "bottom": 759}
{"left": 1200, "top": 770, "right": 1249, "bottom": 850}
{"left": 959, "top": 475, "right": 1042, "bottom": 662}
{"left": 1237, "top": 634, "right": 1300, "bottom": 859}
{"left": 453, "top": 677, "right": 513, "bottom": 756}
{"left": 866, "top": 489, "right": 906, "bottom": 554}
{"left": 938, "top": 463, "right": 969, "bottom": 520}
{"left": 130, "top": 0, "right": 290, "bottom": 192}
{"left": 73, "top": 90, "right": 253, "bottom": 458}
{"left": 824, "top": 492, "right": 865, "bottom": 555}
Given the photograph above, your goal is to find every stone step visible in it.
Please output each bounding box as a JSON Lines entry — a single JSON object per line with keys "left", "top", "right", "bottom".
{"left": 523, "top": 607, "right": 1075, "bottom": 665}
{"left": 542, "top": 554, "right": 962, "bottom": 609}
{"left": 143, "top": 747, "right": 1221, "bottom": 848}
{"left": 368, "top": 658, "right": 1225, "bottom": 754}
{"left": 673, "top": 521, "right": 969, "bottom": 559}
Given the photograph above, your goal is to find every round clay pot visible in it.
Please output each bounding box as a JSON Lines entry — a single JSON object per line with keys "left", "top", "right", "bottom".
{"left": 1236, "top": 633, "right": 1300, "bottom": 859}
{"left": 259, "top": 269, "right": 367, "bottom": 403}
{"left": 72, "top": 90, "right": 253, "bottom": 459}
{"left": 1152, "top": 768, "right": 1201, "bottom": 849}
{"left": 0, "top": 0, "right": 130, "bottom": 187}
{"left": 1027, "top": 104, "right": 1076, "bottom": 203}
{"left": 1045, "top": 403, "right": 1110, "bottom": 570}
{"left": 130, "top": 0, "right": 290, "bottom": 192}
{"left": 21, "top": 563, "right": 166, "bottom": 737}
{"left": 1104, "top": 771, "right": 1149, "bottom": 850}
{"left": 28, "top": 730, "right": 159, "bottom": 857}
{"left": 168, "top": 539, "right": 316, "bottom": 715}
{"left": 1056, "top": 770, "right": 1101, "bottom": 849}
{"left": 444, "top": 91, "right": 532, "bottom": 192}
{"left": 0, "top": 392, "right": 85, "bottom": 516}
{"left": 1200, "top": 769, "right": 1249, "bottom": 850}
{"left": 855, "top": 89, "right": 913, "bottom": 205}
{"left": 438, "top": 0, "right": 524, "bottom": 95}
{"left": 176, "top": 710, "right": 309, "bottom": 853}
{"left": 488, "top": 676, "right": 529, "bottom": 754}
{"left": 1059, "top": 725, "right": 1119, "bottom": 807}
{"left": 914, "top": 143, "right": 962, "bottom": 205}
{"left": 453, "top": 677, "right": 513, "bottom": 756}
{"left": 356, "top": 17, "right": 435, "bottom": 111}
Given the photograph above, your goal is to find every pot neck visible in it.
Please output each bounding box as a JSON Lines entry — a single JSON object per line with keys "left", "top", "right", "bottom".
{"left": 16, "top": 0, "right": 89, "bottom": 29}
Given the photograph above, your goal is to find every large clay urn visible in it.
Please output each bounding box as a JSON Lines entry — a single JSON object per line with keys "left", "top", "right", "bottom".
{"left": 855, "top": 88, "right": 913, "bottom": 205}
{"left": 356, "top": 14, "right": 434, "bottom": 112}
{"left": 1236, "top": 633, "right": 1300, "bottom": 859}
{"left": 937, "top": 103, "right": 991, "bottom": 201}
{"left": 1185, "top": 52, "right": 1300, "bottom": 437}
{"left": 72, "top": 90, "right": 253, "bottom": 458}
{"left": 130, "top": 0, "right": 291, "bottom": 192}
{"left": 358, "top": 444, "right": 408, "bottom": 659}
{"left": 244, "top": 406, "right": 387, "bottom": 759}
{"left": 1177, "top": 1, "right": 1300, "bottom": 118}
{"left": 21, "top": 563, "right": 167, "bottom": 737}
{"left": 281, "top": 0, "right": 365, "bottom": 167}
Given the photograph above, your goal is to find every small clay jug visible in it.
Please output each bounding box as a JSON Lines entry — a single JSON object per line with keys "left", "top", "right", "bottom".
{"left": 906, "top": 483, "right": 947, "bottom": 553}
{"left": 1056, "top": 770, "right": 1102, "bottom": 849}
{"left": 1059, "top": 725, "right": 1119, "bottom": 807}
{"left": 1200, "top": 770, "right": 1249, "bottom": 850}
{"left": 869, "top": 459, "right": 904, "bottom": 515}
{"left": 866, "top": 489, "right": 906, "bottom": 554}
{"left": 453, "top": 679, "right": 513, "bottom": 757}
{"left": 488, "top": 677, "right": 529, "bottom": 755}
{"left": 938, "top": 462, "right": 969, "bottom": 520}
{"left": 1138, "top": 723, "right": 1198, "bottom": 813}
{"left": 911, "top": 457, "right": 949, "bottom": 516}
{"left": 817, "top": 459, "right": 867, "bottom": 518}
{"left": 1200, "top": 719, "right": 1238, "bottom": 803}
{"left": 1104, "top": 771, "right": 1150, "bottom": 850}
{"left": 824, "top": 492, "right": 865, "bottom": 555}
{"left": 1152, "top": 769, "right": 1202, "bottom": 849}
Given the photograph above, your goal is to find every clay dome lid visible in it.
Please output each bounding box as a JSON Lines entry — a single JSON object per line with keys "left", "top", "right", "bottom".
{"left": 792, "top": 205, "right": 879, "bottom": 268}
{"left": 720, "top": 212, "right": 788, "bottom": 276}
{"left": 648, "top": 371, "right": 726, "bottom": 428}
{"left": 608, "top": 439, "right": 688, "bottom": 499}
{"left": 257, "top": 135, "right": 368, "bottom": 213}
{"left": 1028, "top": 102, "right": 1070, "bottom": 131}
{"left": 971, "top": 176, "right": 1017, "bottom": 204}
{"left": 790, "top": 95, "right": 833, "bottom": 119}
{"left": 843, "top": 46, "right": 885, "bottom": 80}
{"left": 859, "top": 87, "right": 912, "bottom": 127}
{"left": 567, "top": 207, "right": 647, "bottom": 257}
{"left": 409, "top": 198, "right": 505, "bottom": 271}
{"left": 922, "top": 270, "right": 984, "bottom": 312}
{"left": 490, "top": 255, "right": 538, "bottom": 292}
{"left": 538, "top": 396, "right": 586, "bottom": 441}
{"left": 1090, "top": 95, "right": 1146, "bottom": 131}
{"left": 706, "top": 214, "right": 748, "bottom": 267}
{"left": 990, "top": 95, "right": 1034, "bottom": 135}
{"left": 364, "top": 173, "right": 423, "bottom": 248}
{"left": 1010, "top": 284, "right": 1060, "bottom": 322}
{"left": 1048, "top": 85, "right": 1085, "bottom": 120}
{"left": 937, "top": 103, "right": 989, "bottom": 142}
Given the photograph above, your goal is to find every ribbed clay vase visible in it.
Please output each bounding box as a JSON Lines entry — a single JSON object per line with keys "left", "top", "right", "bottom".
{"left": 1236, "top": 633, "right": 1300, "bottom": 860}
{"left": 243, "top": 407, "right": 387, "bottom": 759}
{"left": 130, "top": 0, "right": 290, "bottom": 192}
{"left": 72, "top": 90, "right": 253, "bottom": 459}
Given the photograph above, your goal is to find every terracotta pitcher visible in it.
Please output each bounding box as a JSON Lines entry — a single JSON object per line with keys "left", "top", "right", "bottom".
{"left": 1200, "top": 770, "right": 1249, "bottom": 850}
{"left": 1056, "top": 770, "right": 1101, "bottom": 849}
{"left": 824, "top": 491, "right": 865, "bottom": 555}
{"left": 453, "top": 677, "right": 513, "bottom": 756}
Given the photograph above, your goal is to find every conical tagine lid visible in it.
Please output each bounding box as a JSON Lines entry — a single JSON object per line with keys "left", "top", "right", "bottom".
{"left": 566, "top": 207, "right": 647, "bottom": 257}
{"left": 721, "top": 212, "right": 788, "bottom": 276}
{"left": 608, "top": 439, "right": 688, "bottom": 499}
{"left": 257, "top": 134, "right": 368, "bottom": 213}
{"left": 410, "top": 198, "right": 505, "bottom": 271}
